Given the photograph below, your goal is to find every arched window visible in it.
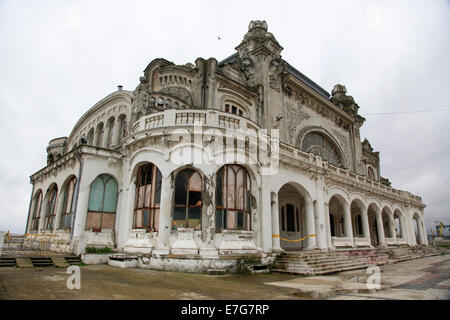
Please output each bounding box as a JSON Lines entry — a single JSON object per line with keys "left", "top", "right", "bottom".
{"left": 87, "top": 128, "right": 94, "bottom": 145}
{"left": 280, "top": 204, "right": 300, "bottom": 232}
{"left": 47, "top": 153, "right": 54, "bottom": 165}
{"left": 368, "top": 166, "right": 376, "bottom": 181}
{"left": 117, "top": 115, "right": 127, "bottom": 145}
{"left": 106, "top": 117, "right": 115, "bottom": 149}
{"left": 96, "top": 122, "right": 104, "bottom": 147}
{"left": 301, "top": 132, "right": 343, "bottom": 167}
{"left": 44, "top": 185, "right": 58, "bottom": 230}
{"left": 173, "top": 169, "right": 202, "bottom": 230}
{"left": 85, "top": 175, "right": 118, "bottom": 232}
{"left": 215, "top": 165, "right": 251, "bottom": 231}
{"left": 60, "top": 177, "right": 77, "bottom": 230}
{"left": 31, "top": 191, "right": 43, "bottom": 231}
{"left": 224, "top": 103, "right": 245, "bottom": 117}
{"left": 133, "top": 164, "right": 162, "bottom": 231}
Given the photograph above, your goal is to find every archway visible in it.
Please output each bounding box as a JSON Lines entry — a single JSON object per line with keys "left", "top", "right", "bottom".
{"left": 329, "top": 195, "right": 350, "bottom": 239}
{"left": 350, "top": 200, "right": 365, "bottom": 238}
{"left": 277, "top": 183, "right": 311, "bottom": 250}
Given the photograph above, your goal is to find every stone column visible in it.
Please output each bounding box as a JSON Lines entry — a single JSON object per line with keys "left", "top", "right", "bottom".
{"left": 362, "top": 209, "right": 371, "bottom": 244}
{"left": 116, "top": 175, "right": 134, "bottom": 250}
{"left": 314, "top": 177, "right": 327, "bottom": 250}
{"left": 72, "top": 182, "right": 90, "bottom": 254}
{"left": 375, "top": 211, "right": 387, "bottom": 247}
{"left": 260, "top": 178, "right": 273, "bottom": 253}
{"left": 324, "top": 203, "right": 333, "bottom": 250}
{"left": 343, "top": 202, "right": 354, "bottom": 247}
{"left": 305, "top": 199, "right": 316, "bottom": 250}
{"left": 155, "top": 175, "right": 172, "bottom": 254}
{"left": 271, "top": 192, "right": 282, "bottom": 252}
{"left": 389, "top": 215, "right": 397, "bottom": 243}
{"left": 399, "top": 215, "right": 406, "bottom": 240}
{"left": 417, "top": 217, "right": 425, "bottom": 245}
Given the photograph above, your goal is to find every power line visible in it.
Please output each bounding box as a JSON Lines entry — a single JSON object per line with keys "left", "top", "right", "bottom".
{"left": 362, "top": 108, "right": 450, "bottom": 116}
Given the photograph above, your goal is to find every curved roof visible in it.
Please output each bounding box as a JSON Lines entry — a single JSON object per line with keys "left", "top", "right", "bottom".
{"left": 67, "top": 90, "right": 133, "bottom": 145}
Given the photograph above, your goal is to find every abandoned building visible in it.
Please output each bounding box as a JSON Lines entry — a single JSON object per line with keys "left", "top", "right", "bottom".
{"left": 24, "top": 20, "right": 429, "bottom": 273}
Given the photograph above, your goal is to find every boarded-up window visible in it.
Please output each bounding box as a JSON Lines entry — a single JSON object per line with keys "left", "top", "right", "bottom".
{"left": 133, "top": 163, "right": 162, "bottom": 231}
{"left": 60, "top": 177, "right": 77, "bottom": 230}
{"left": 85, "top": 174, "right": 118, "bottom": 231}
{"left": 173, "top": 169, "right": 202, "bottom": 230}
{"left": 31, "top": 191, "right": 43, "bottom": 231}
{"left": 44, "top": 185, "right": 58, "bottom": 230}
{"left": 215, "top": 165, "right": 251, "bottom": 232}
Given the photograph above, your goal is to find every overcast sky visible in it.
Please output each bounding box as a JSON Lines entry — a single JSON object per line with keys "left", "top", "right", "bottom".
{"left": 0, "top": 0, "right": 449, "bottom": 234}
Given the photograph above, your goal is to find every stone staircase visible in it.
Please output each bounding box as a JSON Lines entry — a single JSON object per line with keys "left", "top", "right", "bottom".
{"left": 0, "top": 257, "right": 16, "bottom": 267}
{"left": 383, "top": 246, "right": 442, "bottom": 263}
{"left": 272, "top": 249, "right": 389, "bottom": 275}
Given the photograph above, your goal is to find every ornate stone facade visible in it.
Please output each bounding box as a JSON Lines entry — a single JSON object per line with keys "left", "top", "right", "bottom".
{"left": 25, "top": 21, "right": 428, "bottom": 273}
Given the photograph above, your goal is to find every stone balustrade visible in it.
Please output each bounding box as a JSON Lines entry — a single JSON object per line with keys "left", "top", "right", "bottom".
{"left": 129, "top": 109, "right": 423, "bottom": 209}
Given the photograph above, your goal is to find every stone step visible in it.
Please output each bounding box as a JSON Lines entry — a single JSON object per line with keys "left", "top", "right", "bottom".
{"left": 31, "top": 257, "right": 54, "bottom": 267}
{"left": 278, "top": 256, "right": 364, "bottom": 263}
{"left": 0, "top": 258, "right": 17, "bottom": 267}
{"left": 65, "top": 256, "right": 82, "bottom": 264}
{"left": 51, "top": 257, "right": 69, "bottom": 268}
{"left": 15, "top": 257, "right": 33, "bottom": 268}
{"left": 276, "top": 259, "right": 370, "bottom": 270}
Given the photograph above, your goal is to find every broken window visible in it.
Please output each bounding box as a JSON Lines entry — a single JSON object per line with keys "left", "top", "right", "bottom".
{"left": 173, "top": 169, "right": 202, "bottom": 230}
{"left": 85, "top": 174, "right": 118, "bottom": 232}
{"left": 96, "top": 122, "right": 104, "bottom": 147}
{"left": 60, "top": 177, "right": 77, "bottom": 230}
{"left": 31, "top": 191, "right": 43, "bottom": 231}
{"left": 133, "top": 163, "right": 162, "bottom": 231}
{"left": 215, "top": 165, "right": 251, "bottom": 232}
{"left": 44, "top": 184, "right": 58, "bottom": 231}
{"left": 224, "top": 103, "right": 245, "bottom": 117}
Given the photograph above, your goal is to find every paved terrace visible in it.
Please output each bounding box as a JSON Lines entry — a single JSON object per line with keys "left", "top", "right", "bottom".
{"left": 0, "top": 254, "right": 448, "bottom": 300}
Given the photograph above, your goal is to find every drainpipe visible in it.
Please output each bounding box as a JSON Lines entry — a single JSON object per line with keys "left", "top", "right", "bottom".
{"left": 70, "top": 148, "right": 84, "bottom": 240}
{"left": 25, "top": 179, "right": 35, "bottom": 234}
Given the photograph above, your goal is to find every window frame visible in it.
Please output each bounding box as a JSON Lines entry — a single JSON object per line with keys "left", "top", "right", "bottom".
{"left": 85, "top": 174, "right": 118, "bottom": 232}
{"left": 31, "top": 191, "right": 43, "bottom": 231}
{"left": 215, "top": 165, "right": 251, "bottom": 232}
{"left": 172, "top": 169, "right": 203, "bottom": 230}
{"left": 133, "top": 164, "right": 162, "bottom": 232}
{"left": 43, "top": 185, "right": 58, "bottom": 231}
{"left": 60, "top": 177, "right": 77, "bottom": 230}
